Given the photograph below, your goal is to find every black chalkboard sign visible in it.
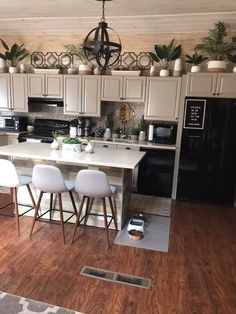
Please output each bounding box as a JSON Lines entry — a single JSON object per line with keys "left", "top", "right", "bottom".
{"left": 184, "top": 99, "right": 206, "bottom": 129}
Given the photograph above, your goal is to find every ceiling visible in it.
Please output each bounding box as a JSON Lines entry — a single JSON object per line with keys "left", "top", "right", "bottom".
{"left": 0, "top": 0, "right": 236, "bottom": 35}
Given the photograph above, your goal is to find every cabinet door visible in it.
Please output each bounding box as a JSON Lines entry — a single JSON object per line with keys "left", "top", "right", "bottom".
{"left": 216, "top": 74, "right": 236, "bottom": 98}
{"left": 28, "top": 74, "right": 45, "bottom": 97}
{"left": 7, "top": 134, "right": 19, "bottom": 145}
{"left": 45, "top": 75, "right": 63, "bottom": 98}
{"left": 82, "top": 76, "right": 101, "bottom": 117}
{"left": 123, "top": 77, "right": 146, "bottom": 102}
{"left": 10, "top": 74, "right": 28, "bottom": 112}
{"left": 64, "top": 75, "right": 81, "bottom": 114}
{"left": 186, "top": 73, "right": 217, "bottom": 96}
{"left": 0, "top": 74, "right": 11, "bottom": 110}
{"left": 101, "top": 76, "right": 123, "bottom": 101}
{"left": 145, "top": 77, "right": 181, "bottom": 121}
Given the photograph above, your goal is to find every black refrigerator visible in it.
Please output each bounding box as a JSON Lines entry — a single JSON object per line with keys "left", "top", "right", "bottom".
{"left": 177, "top": 97, "right": 236, "bottom": 206}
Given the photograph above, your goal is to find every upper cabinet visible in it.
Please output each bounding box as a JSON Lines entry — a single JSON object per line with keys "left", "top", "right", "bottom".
{"left": 28, "top": 74, "right": 63, "bottom": 98}
{"left": 144, "top": 77, "right": 182, "bottom": 121}
{"left": 186, "top": 73, "right": 236, "bottom": 98}
{"left": 101, "top": 76, "right": 146, "bottom": 102}
{"left": 10, "top": 74, "right": 28, "bottom": 112}
{"left": 64, "top": 75, "right": 101, "bottom": 117}
{"left": 0, "top": 74, "right": 11, "bottom": 110}
{"left": 0, "top": 74, "right": 28, "bottom": 112}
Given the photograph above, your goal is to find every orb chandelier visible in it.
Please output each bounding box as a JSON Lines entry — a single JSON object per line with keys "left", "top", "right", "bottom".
{"left": 83, "top": 0, "right": 122, "bottom": 69}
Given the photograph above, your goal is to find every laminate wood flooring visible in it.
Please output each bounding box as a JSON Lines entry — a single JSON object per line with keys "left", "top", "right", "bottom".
{"left": 0, "top": 194, "right": 235, "bottom": 314}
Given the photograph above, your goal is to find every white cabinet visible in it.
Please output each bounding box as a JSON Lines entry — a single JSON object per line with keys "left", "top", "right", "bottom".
{"left": 0, "top": 74, "right": 28, "bottom": 112}
{"left": 64, "top": 75, "right": 101, "bottom": 117}
{"left": 144, "top": 77, "right": 181, "bottom": 121}
{"left": 0, "top": 74, "right": 11, "bottom": 110}
{"left": 0, "top": 134, "right": 7, "bottom": 146}
{"left": 7, "top": 133, "right": 19, "bottom": 145}
{"left": 10, "top": 74, "right": 28, "bottom": 112}
{"left": 101, "top": 76, "right": 146, "bottom": 102}
{"left": 186, "top": 73, "right": 236, "bottom": 98}
{"left": 28, "top": 74, "right": 63, "bottom": 98}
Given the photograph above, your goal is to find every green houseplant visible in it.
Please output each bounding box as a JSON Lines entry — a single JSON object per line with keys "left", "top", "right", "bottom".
{"left": 149, "top": 39, "right": 182, "bottom": 76}
{"left": 62, "top": 137, "right": 82, "bottom": 153}
{"left": 194, "top": 21, "right": 236, "bottom": 72}
{"left": 64, "top": 44, "right": 93, "bottom": 74}
{"left": 185, "top": 52, "right": 208, "bottom": 72}
{"left": 0, "top": 39, "right": 29, "bottom": 73}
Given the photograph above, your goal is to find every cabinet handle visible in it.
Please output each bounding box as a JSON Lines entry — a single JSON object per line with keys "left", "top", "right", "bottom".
{"left": 216, "top": 93, "right": 220, "bottom": 96}
{"left": 103, "top": 145, "right": 109, "bottom": 148}
{"left": 125, "top": 147, "right": 131, "bottom": 150}
{"left": 212, "top": 93, "right": 216, "bottom": 95}
{"left": 79, "top": 112, "right": 84, "bottom": 114}
{"left": 120, "top": 97, "right": 126, "bottom": 100}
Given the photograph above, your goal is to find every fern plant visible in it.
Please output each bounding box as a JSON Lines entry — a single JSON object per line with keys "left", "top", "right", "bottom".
{"left": 64, "top": 44, "right": 94, "bottom": 64}
{"left": 149, "top": 39, "right": 182, "bottom": 69}
{"left": 195, "top": 21, "right": 236, "bottom": 61}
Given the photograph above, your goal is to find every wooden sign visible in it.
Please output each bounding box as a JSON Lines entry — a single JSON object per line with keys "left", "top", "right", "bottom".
{"left": 184, "top": 98, "right": 206, "bottom": 129}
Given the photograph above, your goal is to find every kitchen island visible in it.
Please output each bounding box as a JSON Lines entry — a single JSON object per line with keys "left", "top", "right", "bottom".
{"left": 0, "top": 142, "right": 146, "bottom": 229}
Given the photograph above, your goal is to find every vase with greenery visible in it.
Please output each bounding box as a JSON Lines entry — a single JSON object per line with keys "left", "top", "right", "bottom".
{"left": 112, "top": 125, "right": 121, "bottom": 139}
{"left": 64, "top": 44, "right": 94, "bottom": 74}
{"left": 185, "top": 52, "right": 208, "bottom": 73}
{"left": 0, "top": 39, "right": 29, "bottom": 73}
{"left": 194, "top": 21, "right": 236, "bottom": 72}
{"left": 227, "top": 54, "right": 236, "bottom": 73}
{"left": 62, "top": 137, "right": 82, "bottom": 152}
{"left": 149, "top": 39, "right": 182, "bottom": 76}
{"left": 50, "top": 131, "right": 59, "bottom": 150}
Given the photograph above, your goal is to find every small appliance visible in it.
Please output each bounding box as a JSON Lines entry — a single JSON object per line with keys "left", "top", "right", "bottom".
{"left": 153, "top": 123, "right": 177, "bottom": 144}
{"left": 0, "top": 116, "right": 28, "bottom": 132}
{"left": 127, "top": 218, "right": 145, "bottom": 233}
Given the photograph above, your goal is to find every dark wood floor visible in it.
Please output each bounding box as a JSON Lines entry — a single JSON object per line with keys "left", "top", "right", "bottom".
{"left": 0, "top": 194, "right": 235, "bottom": 314}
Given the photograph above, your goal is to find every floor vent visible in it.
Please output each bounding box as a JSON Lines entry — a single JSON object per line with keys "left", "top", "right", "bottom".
{"left": 80, "top": 266, "right": 151, "bottom": 289}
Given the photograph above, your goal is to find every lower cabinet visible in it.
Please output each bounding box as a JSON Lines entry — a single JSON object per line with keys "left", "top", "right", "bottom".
{"left": 0, "top": 135, "right": 7, "bottom": 146}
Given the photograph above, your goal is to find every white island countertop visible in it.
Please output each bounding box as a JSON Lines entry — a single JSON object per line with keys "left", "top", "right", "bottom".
{"left": 0, "top": 142, "right": 146, "bottom": 170}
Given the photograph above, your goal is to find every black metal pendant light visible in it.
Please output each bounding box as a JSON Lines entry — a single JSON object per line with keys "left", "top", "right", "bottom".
{"left": 83, "top": 0, "right": 122, "bottom": 69}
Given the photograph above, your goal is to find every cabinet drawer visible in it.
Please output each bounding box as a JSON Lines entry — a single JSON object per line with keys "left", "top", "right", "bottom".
{"left": 94, "top": 142, "right": 117, "bottom": 149}
{"left": 116, "top": 144, "right": 139, "bottom": 151}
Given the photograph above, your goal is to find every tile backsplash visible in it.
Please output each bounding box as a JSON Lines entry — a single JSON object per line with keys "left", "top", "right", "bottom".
{"left": 2, "top": 101, "right": 147, "bottom": 135}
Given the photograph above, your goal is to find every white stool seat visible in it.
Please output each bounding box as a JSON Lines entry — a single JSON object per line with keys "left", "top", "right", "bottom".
{"left": 72, "top": 169, "right": 118, "bottom": 248}
{"left": 0, "top": 159, "right": 36, "bottom": 235}
{"left": 30, "top": 164, "right": 77, "bottom": 244}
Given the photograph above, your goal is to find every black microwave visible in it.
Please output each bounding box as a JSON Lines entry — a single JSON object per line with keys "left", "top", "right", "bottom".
{"left": 153, "top": 123, "right": 177, "bottom": 144}
{"left": 0, "top": 116, "right": 28, "bottom": 132}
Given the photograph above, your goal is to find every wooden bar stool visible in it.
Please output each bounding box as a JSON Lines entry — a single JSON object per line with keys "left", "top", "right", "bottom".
{"left": 72, "top": 169, "right": 118, "bottom": 248}
{"left": 30, "top": 164, "right": 77, "bottom": 244}
{"left": 0, "top": 159, "right": 36, "bottom": 235}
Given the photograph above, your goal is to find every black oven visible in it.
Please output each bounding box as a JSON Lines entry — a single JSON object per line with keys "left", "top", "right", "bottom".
{"left": 0, "top": 116, "right": 28, "bottom": 132}
{"left": 153, "top": 123, "right": 177, "bottom": 144}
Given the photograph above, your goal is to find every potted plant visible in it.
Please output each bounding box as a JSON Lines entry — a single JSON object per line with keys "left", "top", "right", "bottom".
{"left": 149, "top": 39, "right": 182, "bottom": 76}
{"left": 112, "top": 125, "right": 121, "bottom": 139}
{"left": 194, "top": 21, "right": 236, "bottom": 72}
{"left": 62, "top": 137, "right": 82, "bottom": 153}
{"left": 0, "top": 39, "right": 29, "bottom": 73}
{"left": 130, "top": 127, "right": 139, "bottom": 140}
{"left": 64, "top": 44, "right": 93, "bottom": 74}
{"left": 227, "top": 53, "right": 236, "bottom": 73}
{"left": 50, "top": 131, "right": 59, "bottom": 150}
{"left": 185, "top": 52, "right": 208, "bottom": 72}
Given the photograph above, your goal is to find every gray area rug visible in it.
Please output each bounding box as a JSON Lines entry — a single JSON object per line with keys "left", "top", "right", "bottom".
{"left": 114, "top": 214, "right": 170, "bottom": 252}
{"left": 0, "top": 291, "right": 83, "bottom": 314}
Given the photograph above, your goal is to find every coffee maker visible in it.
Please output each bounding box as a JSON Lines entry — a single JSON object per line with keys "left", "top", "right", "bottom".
{"left": 77, "top": 118, "right": 91, "bottom": 137}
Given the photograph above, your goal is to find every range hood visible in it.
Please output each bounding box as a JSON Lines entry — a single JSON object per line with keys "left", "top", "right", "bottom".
{"left": 28, "top": 97, "right": 64, "bottom": 107}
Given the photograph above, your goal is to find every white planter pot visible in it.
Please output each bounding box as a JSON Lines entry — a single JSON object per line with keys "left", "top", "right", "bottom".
{"left": 9, "top": 66, "right": 18, "bottom": 74}
{"left": 62, "top": 143, "right": 82, "bottom": 153}
{"left": 79, "top": 64, "right": 92, "bottom": 75}
{"left": 191, "top": 65, "right": 201, "bottom": 73}
{"left": 207, "top": 60, "right": 227, "bottom": 73}
{"left": 159, "top": 69, "right": 170, "bottom": 77}
{"left": 67, "top": 65, "right": 77, "bottom": 74}
{"left": 84, "top": 142, "right": 94, "bottom": 154}
{"left": 233, "top": 66, "right": 236, "bottom": 73}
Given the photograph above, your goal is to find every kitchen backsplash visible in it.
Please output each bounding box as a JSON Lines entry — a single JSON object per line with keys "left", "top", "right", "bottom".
{"left": 2, "top": 101, "right": 147, "bottom": 135}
